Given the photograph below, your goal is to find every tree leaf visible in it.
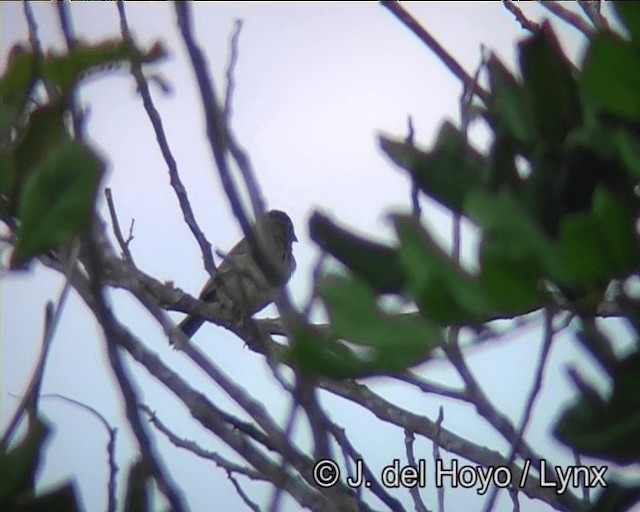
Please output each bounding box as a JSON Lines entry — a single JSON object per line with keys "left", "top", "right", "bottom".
{"left": 486, "top": 55, "right": 535, "bottom": 149}
{"left": 379, "top": 122, "right": 485, "bottom": 215}
{"left": 0, "top": 416, "right": 50, "bottom": 502}
{"left": 554, "top": 353, "right": 640, "bottom": 465}
{"left": 393, "top": 215, "right": 492, "bottom": 324}
{"left": 582, "top": 34, "right": 640, "bottom": 122}
{"left": 519, "top": 22, "right": 582, "bottom": 150}
{"left": 309, "top": 212, "right": 404, "bottom": 293}
{"left": 295, "top": 275, "right": 442, "bottom": 377}
{"left": 615, "top": 2, "right": 640, "bottom": 46}
{"left": 13, "top": 141, "right": 104, "bottom": 264}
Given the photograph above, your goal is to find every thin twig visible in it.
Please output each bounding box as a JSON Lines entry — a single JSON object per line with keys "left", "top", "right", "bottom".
{"left": 174, "top": 2, "right": 256, "bottom": 252}
{"left": 406, "top": 115, "right": 422, "bottom": 219}
{"left": 0, "top": 243, "right": 79, "bottom": 451}
{"left": 577, "top": 1, "right": 610, "bottom": 32}
{"left": 481, "top": 308, "right": 556, "bottom": 512}
{"left": 117, "top": 1, "right": 215, "bottom": 274}
{"left": 228, "top": 471, "right": 261, "bottom": 512}
{"left": 320, "top": 379, "right": 581, "bottom": 511}
{"left": 39, "top": 393, "right": 118, "bottom": 512}
{"left": 433, "top": 407, "right": 445, "bottom": 512}
{"left": 85, "top": 227, "right": 188, "bottom": 512}
{"left": 302, "top": 252, "right": 326, "bottom": 317}
{"left": 267, "top": 398, "right": 300, "bottom": 512}
{"left": 55, "top": 1, "right": 85, "bottom": 139}
{"left": 405, "top": 429, "right": 428, "bottom": 512}
{"left": 381, "top": 1, "right": 489, "bottom": 102}
{"left": 224, "top": 19, "right": 244, "bottom": 121}
{"left": 140, "top": 404, "right": 264, "bottom": 480}
{"left": 539, "top": 1, "right": 593, "bottom": 37}
{"left": 105, "top": 188, "right": 136, "bottom": 266}
{"left": 502, "top": 1, "right": 541, "bottom": 33}
{"left": 573, "top": 449, "right": 590, "bottom": 504}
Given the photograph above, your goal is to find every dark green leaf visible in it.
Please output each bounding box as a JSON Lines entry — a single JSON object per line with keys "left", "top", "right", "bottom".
{"left": 8, "top": 482, "right": 81, "bottom": 512}
{"left": 11, "top": 101, "right": 68, "bottom": 213}
{"left": 615, "top": 3, "right": 640, "bottom": 46}
{"left": 519, "top": 22, "right": 581, "bottom": 149}
{"left": 592, "top": 187, "right": 640, "bottom": 272}
{"left": 584, "top": 481, "right": 640, "bottom": 512}
{"left": 393, "top": 215, "right": 492, "bottom": 324}
{"left": 487, "top": 55, "right": 535, "bottom": 148}
{"left": 13, "top": 141, "right": 104, "bottom": 264}
{"left": 0, "top": 45, "right": 35, "bottom": 107}
{"left": 309, "top": 212, "right": 404, "bottom": 293}
{"left": 123, "top": 459, "right": 151, "bottom": 512}
{"left": 557, "top": 213, "right": 606, "bottom": 285}
{"left": 613, "top": 128, "right": 640, "bottom": 181}
{"left": 558, "top": 187, "right": 640, "bottom": 286}
{"left": 42, "top": 39, "right": 166, "bottom": 94}
{"left": 554, "top": 352, "right": 640, "bottom": 465}
{"left": 379, "top": 122, "right": 485, "bottom": 215}
{"left": 582, "top": 34, "right": 640, "bottom": 122}
{"left": 0, "top": 416, "right": 50, "bottom": 501}
{"left": 295, "top": 275, "right": 441, "bottom": 377}
{"left": 466, "top": 189, "right": 563, "bottom": 280}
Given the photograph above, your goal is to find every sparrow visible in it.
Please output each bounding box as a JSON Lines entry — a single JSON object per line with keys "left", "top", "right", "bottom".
{"left": 178, "top": 210, "right": 297, "bottom": 337}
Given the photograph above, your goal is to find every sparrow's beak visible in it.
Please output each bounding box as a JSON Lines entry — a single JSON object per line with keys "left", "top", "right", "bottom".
{"left": 293, "top": 233, "right": 299, "bottom": 242}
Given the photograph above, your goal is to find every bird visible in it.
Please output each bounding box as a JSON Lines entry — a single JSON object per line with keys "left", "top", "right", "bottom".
{"left": 178, "top": 210, "right": 297, "bottom": 337}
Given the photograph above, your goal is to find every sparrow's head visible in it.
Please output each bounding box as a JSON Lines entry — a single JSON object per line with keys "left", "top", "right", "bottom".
{"left": 267, "top": 210, "right": 298, "bottom": 247}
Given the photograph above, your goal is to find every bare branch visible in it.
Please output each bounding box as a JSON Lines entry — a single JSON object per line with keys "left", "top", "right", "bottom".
{"left": 577, "top": 1, "right": 611, "bottom": 32}
{"left": 502, "top": 1, "right": 541, "bottom": 33}
{"left": 140, "top": 404, "right": 264, "bottom": 481}
{"left": 433, "top": 408, "right": 445, "bottom": 512}
{"left": 117, "top": 1, "right": 216, "bottom": 274}
{"left": 224, "top": 19, "right": 244, "bottom": 121}
{"left": 320, "top": 378, "right": 581, "bottom": 510}
{"left": 84, "top": 230, "right": 188, "bottom": 512}
{"left": 539, "top": 1, "right": 593, "bottom": 37}
{"left": 405, "top": 428, "right": 428, "bottom": 512}
{"left": 380, "top": 1, "right": 489, "bottom": 102}
{"left": 0, "top": 243, "right": 79, "bottom": 451}
{"left": 40, "top": 393, "right": 118, "bottom": 512}
{"left": 481, "top": 308, "right": 556, "bottom": 512}
{"left": 105, "top": 188, "right": 136, "bottom": 266}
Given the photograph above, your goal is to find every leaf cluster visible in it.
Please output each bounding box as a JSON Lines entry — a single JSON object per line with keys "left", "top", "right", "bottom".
{"left": 296, "top": 5, "right": 640, "bottom": 509}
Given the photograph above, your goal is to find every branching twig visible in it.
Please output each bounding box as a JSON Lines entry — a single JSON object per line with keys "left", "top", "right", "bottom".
{"left": 140, "top": 404, "right": 264, "bottom": 480}
{"left": 55, "top": 1, "right": 85, "bottom": 139}
{"left": 85, "top": 229, "right": 188, "bottom": 512}
{"left": 224, "top": 19, "right": 244, "bottom": 121}
{"left": 433, "top": 408, "right": 445, "bottom": 512}
{"left": 481, "top": 308, "right": 556, "bottom": 512}
{"left": 502, "top": 1, "right": 541, "bottom": 33}
{"left": 174, "top": 3, "right": 257, "bottom": 252}
{"left": 0, "top": 243, "right": 79, "bottom": 451}
{"left": 577, "top": 1, "right": 610, "bottom": 32}
{"left": 405, "top": 428, "right": 428, "bottom": 512}
{"left": 267, "top": 398, "right": 300, "bottom": 512}
{"left": 326, "top": 420, "right": 403, "bottom": 511}
{"left": 539, "top": 1, "right": 593, "bottom": 37}
{"left": 117, "top": 1, "right": 215, "bottom": 274}
{"left": 105, "top": 188, "right": 136, "bottom": 266}
{"left": 320, "top": 379, "right": 582, "bottom": 511}
{"left": 380, "top": 1, "right": 489, "bottom": 102}
{"left": 405, "top": 115, "right": 422, "bottom": 220}
{"left": 40, "top": 393, "right": 118, "bottom": 512}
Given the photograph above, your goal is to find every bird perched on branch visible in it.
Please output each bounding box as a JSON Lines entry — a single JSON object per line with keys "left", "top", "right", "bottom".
{"left": 178, "top": 210, "right": 297, "bottom": 337}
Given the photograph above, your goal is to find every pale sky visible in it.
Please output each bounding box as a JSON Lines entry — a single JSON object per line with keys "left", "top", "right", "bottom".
{"left": 1, "top": 3, "right": 627, "bottom": 512}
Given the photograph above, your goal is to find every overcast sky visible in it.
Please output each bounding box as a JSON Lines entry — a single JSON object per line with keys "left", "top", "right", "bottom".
{"left": 1, "top": 3, "right": 628, "bottom": 512}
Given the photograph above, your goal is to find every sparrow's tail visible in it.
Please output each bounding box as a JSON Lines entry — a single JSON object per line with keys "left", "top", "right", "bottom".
{"left": 178, "top": 315, "right": 205, "bottom": 337}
